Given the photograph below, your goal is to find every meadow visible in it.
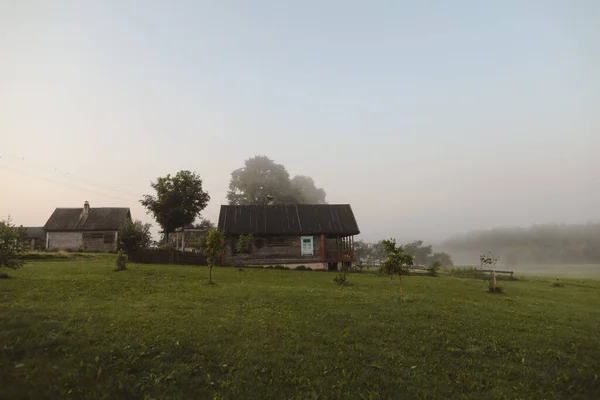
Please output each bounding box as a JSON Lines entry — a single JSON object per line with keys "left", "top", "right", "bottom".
{"left": 1, "top": 259, "right": 599, "bottom": 399}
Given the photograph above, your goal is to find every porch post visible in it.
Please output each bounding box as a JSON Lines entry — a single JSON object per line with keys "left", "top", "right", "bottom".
{"left": 320, "top": 234, "right": 326, "bottom": 262}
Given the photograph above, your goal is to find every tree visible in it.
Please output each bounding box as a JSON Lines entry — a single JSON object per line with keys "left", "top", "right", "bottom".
{"left": 290, "top": 175, "right": 327, "bottom": 204}
{"left": 187, "top": 218, "right": 215, "bottom": 231}
{"left": 0, "top": 216, "right": 26, "bottom": 273}
{"left": 353, "top": 240, "right": 371, "bottom": 269}
{"left": 428, "top": 252, "right": 454, "bottom": 267}
{"left": 372, "top": 241, "right": 386, "bottom": 266}
{"left": 380, "top": 238, "right": 414, "bottom": 299}
{"left": 227, "top": 156, "right": 297, "bottom": 205}
{"left": 480, "top": 251, "right": 502, "bottom": 293}
{"left": 404, "top": 240, "right": 433, "bottom": 266}
{"left": 226, "top": 155, "right": 327, "bottom": 205}
{"left": 204, "top": 228, "right": 225, "bottom": 284}
{"left": 141, "top": 171, "right": 210, "bottom": 244}
{"left": 118, "top": 220, "right": 152, "bottom": 254}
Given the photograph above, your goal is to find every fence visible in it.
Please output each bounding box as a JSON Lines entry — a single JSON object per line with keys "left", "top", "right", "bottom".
{"left": 128, "top": 248, "right": 207, "bottom": 265}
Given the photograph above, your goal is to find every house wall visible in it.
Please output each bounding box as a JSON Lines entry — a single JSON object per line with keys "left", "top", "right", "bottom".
{"left": 223, "top": 234, "right": 324, "bottom": 268}
{"left": 47, "top": 231, "right": 118, "bottom": 252}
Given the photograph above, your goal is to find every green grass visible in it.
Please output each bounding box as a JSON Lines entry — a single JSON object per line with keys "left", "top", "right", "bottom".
{"left": 1, "top": 261, "right": 600, "bottom": 399}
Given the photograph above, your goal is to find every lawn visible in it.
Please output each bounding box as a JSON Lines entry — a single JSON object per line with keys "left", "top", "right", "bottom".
{"left": 1, "top": 261, "right": 599, "bottom": 399}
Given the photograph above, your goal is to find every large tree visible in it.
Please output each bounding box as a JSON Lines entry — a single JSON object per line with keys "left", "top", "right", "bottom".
{"left": 227, "top": 155, "right": 327, "bottom": 205}
{"left": 141, "top": 171, "right": 210, "bottom": 243}
{"left": 185, "top": 218, "right": 215, "bottom": 231}
{"left": 227, "top": 156, "right": 296, "bottom": 204}
{"left": 291, "top": 175, "right": 327, "bottom": 204}
{"left": 404, "top": 240, "right": 433, "bottom": 266}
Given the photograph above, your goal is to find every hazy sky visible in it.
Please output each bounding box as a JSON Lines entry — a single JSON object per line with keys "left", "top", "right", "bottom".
{"left": 1, "top": 0, "right": 598, "bottom": 243}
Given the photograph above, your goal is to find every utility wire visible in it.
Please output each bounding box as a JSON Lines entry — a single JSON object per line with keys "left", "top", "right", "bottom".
{"left": 0, "top": 153, "right": 143, "bottom": 201}
{"left": 0, "top": 162, "right": 140, "bottom": 204}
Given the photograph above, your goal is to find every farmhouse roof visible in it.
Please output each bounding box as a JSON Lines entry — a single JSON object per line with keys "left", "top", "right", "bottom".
{"left": 44, "top": 206, "right": 131, "bottom": 231}
{"left": 20, "top": 227, "right": 46, "bottom": 241}
{"left": 218, "top": 204, "right": 360, "bottom": 236}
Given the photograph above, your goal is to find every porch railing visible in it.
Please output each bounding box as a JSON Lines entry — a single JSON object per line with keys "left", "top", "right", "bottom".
{"left": 326, "top": 249, "right": 354, "bottom": 262}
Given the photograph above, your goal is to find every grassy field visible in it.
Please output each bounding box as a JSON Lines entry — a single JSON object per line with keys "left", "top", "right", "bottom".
{"left": 1, "top": 260, "right": 600, "bottom": 399}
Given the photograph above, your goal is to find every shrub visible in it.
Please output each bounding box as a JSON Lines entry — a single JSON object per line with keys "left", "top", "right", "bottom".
{"left": 236, "top": 233, "right": 254, "bottom": 254}
{"left": 552, "top": 279, "right": 564, "bottom": 288}
{"left": 333, "top": 273, "right": 349, "bottom": 286}
{"left": 295, "top": 265, "right": 312, "bottom": 271}
{"left": 484, "top": 276, "right": 504, "bottom": 293}
{"left": 114, "top": 250, "right": 127, "bottom": 271}
{"left": 428, "top": 261, "right": 441, "bottom": 277}
{"left": 118, "top": 220, "right": 152, "bottom": 254}
{"left": 267, "top": 265, "right": 289, "bottom": 270}
{"left": 0, "top": 216, "right": 26, "bottom": 273}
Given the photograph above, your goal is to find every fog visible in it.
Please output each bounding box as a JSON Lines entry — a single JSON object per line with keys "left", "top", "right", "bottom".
{"left": 437, "top": 223, "right": 600, "bottom": 275}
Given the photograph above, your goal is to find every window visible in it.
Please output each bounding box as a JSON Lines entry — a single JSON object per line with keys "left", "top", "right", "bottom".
{"left": 103, "top": 233, "right": 115, "bottom": 244}
{"left": 301, "top": 236, "right": 313, "bottom": 255}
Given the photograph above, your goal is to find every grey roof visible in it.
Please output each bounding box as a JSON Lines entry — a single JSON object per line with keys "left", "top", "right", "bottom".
{"left": 218, "top": 204, "right": 360, "bottom": 236}
{"left": 20, "top": 227, "right": 46, "bottom": 241}
{"left": 44, "top": 207, "right": 131, "bottom": 231}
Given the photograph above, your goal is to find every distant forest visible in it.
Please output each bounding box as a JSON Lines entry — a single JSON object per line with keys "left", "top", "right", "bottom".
{"left": 440, "top": 222, "right": 600, "bottom": 266}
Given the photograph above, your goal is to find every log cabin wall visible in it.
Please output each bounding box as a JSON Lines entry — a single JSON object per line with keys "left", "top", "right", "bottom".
{"left": 224, "top": 234, "right": 322, "bottom": 266}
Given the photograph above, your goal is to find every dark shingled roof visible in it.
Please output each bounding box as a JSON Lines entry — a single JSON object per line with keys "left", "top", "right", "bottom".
{"left": 44, "top": 207, "right": 131, "bottom": 231}
{"left": 218, "top": 204, "right": 360, "bottom": 236}
{"left": 20, "top": 227, "right": 46, "bottom": 241}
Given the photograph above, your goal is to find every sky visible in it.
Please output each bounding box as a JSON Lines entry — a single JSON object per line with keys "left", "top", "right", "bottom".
{"left": 1, "top": 0, "right": 598, "bottom": 243}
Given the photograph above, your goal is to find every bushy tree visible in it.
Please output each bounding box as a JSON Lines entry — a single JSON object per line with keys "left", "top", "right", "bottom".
{"left": 381, "top": 238, "right": 414, "bottom": 299}
{"left": 428, "top": 251, "right": 454, "bottom": 267}
{"left": 227, "top": 156, "right": 296, "bottom": 205}
{"left": 186, "top": 218, "right": 215, "bottom": 231}
{"left": 236, "top": 233, "right": 253, "bottom": 254}
{"left": 404, "top": 240, "right": 433, "bottom": 266}
{"left": 118, "top": 220, "right": 152, "bottom": 254}
{"left": 0, "top": 216, "right": 26, "bottom": 273}
{"left": 204, "top": 228, "right": 225, "bottom": 284}
{"left": 141, "top": 170, "right": 210, "bottom": 244}
{"left": 290, "top": 175, "right": 327, "bottom": 204}
{"left": 227, "top": 155, "right": 327, "bottom": 205}
{"left": 115, "top": 249, "right": 127, "bottom": 271}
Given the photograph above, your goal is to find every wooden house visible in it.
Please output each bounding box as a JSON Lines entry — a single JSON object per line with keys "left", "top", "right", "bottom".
{"left": 217, "top": 204, "right": 360, "bottom": 270}
{"left": 43, "top": 201, "right": 131, "bottom": 252}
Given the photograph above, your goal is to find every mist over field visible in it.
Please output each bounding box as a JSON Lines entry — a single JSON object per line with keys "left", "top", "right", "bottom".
{"left": 436, "top": 222, "right": 600, "bottom": 276}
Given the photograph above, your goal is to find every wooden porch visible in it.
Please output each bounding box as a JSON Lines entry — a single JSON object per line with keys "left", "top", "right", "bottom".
{"left": 320, "top": 235, "right": 355, "bottom": 263}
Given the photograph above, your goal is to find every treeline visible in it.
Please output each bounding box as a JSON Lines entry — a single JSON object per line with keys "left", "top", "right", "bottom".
{"left": 441, "top": 222, "right": 600, "bottom": 265}
{"left": 355, "top": 240, "right": 453, "bottom": 268}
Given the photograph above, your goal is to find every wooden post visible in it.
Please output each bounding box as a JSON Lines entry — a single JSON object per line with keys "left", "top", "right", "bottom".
{"left": 320, "top": 234, "right": 326, "bottom": 262}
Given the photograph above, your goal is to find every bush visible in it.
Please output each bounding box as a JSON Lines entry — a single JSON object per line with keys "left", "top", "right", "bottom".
{"left": 0, "top": 216, "right": 26, "bottom": 272}
{"left": 295, "top": 265, "right": 312, "bottom": 271}
{"left": 428, "top": 261, "right": 441, "bottom": 277}
{"left": 333, "top": 273, "right": 349, "bottom": 286}
{"left": 484, "top": 276, "right": 504, "bottom": 293}
{"left": 267, "top": 265, "right": 289, "bottom": 270}
{"left": 114, "top": 250, "right": 127, "bottom": 271}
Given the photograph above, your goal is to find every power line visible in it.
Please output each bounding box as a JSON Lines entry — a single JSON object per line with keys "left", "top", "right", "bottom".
{"left": 0, "top": 162, "right": 140, "bottom": 204}
{"left": 0, "top": 153, "right": 143, "bottom": 201}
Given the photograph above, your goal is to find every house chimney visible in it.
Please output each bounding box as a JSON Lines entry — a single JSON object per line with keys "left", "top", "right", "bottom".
{"left": 83, "top": 201, "right": 90, "bottom": 215}
{"left": 267, "top": 195, "right": 274, "bottom": 206}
